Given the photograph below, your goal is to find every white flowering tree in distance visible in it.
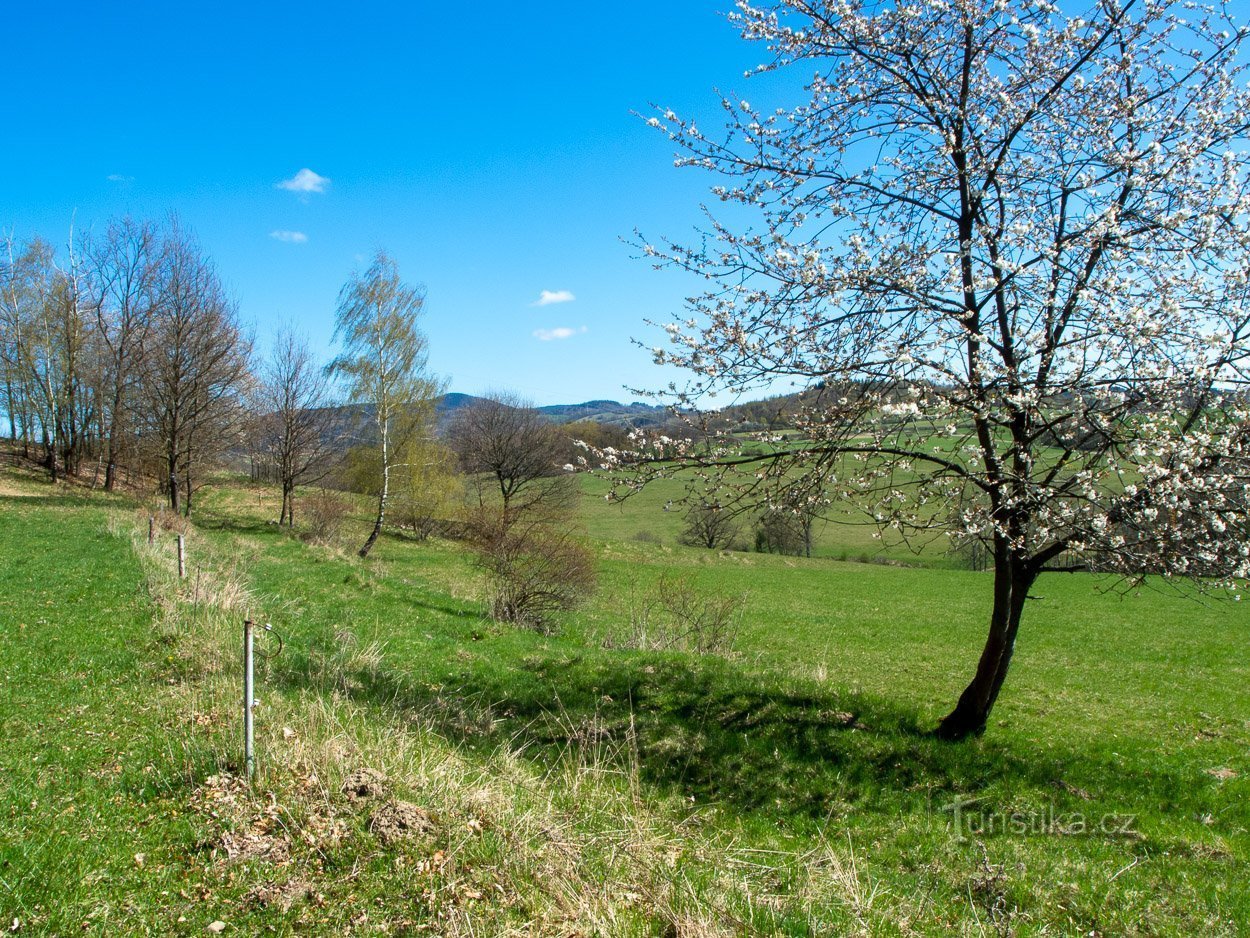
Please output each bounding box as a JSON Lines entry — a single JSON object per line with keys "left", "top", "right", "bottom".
{"left": 610, "top": 0, "right": 1250, "bottom": 738}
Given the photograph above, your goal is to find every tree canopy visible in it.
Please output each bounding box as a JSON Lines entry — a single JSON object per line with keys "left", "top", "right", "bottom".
{"left": 616, "top": 0, "right": 1250, "bottom": 738}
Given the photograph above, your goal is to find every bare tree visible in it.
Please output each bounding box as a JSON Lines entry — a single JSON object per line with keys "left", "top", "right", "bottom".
{"left": 51, "top": 226, "right": 97, "bottom": 479}
{"left": 328, "top": 250, "right": 440, "bottom": 558}
{"left": 450, "top": 391, "right": 595, "bottom": 629}
{"left": 82, "top": 216, "right": 158, "bottom": 490}
{"left": 140, "top": 224, "right": 251, "bottom": 515}
{"left": 620, "top": 0, "right": 1250, "bottom": 738}
{"left": 255, "top": 326, "right": 335, "bottom": 527}
{"left": 679, "top": 502, "right": 740, "bottom": 550}
{"left": 448, "top": 392, "right": 572, "bottom": 519}
{"left": 754, "top": 504, "right": 816, "bottom": 558}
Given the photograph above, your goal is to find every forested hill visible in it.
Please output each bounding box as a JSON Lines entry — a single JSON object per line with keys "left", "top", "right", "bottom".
{"left": 347, "top": 394, "right": 672, "bottom": 432}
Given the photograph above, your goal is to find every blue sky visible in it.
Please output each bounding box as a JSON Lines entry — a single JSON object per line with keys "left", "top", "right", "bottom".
{"left": 0, "top": 1, "right": 771, "bottom": 406}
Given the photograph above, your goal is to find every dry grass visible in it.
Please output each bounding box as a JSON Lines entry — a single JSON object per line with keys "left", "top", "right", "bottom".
{"left": 120, "top": 509, "right": 907, "bottom": 935}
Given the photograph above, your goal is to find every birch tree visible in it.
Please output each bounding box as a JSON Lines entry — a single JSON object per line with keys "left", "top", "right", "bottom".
{"left": 619, "top": 0, "right": 1250, "bottom": 739}
{"left": 328, "top": 251, "right": 440, "bottom": 558}
{"left": 0, "top": 234, "right": 93, "bottom": 480}
{"left": 0, "top": 235, "right": 50, "bottom": 458}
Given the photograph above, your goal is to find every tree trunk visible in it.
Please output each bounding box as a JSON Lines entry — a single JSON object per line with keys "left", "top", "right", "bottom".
{"left": 359, "top": 411, "right": 390, "bottom": 558}
{"left": 4, "top": 376, "right": 15, "bottom": 441}
{"left": 935, "top": 555, "right": 1035, "bottom": 740}
{"left": 167, "top": 447, "right": 180, "bottom": 514}
{"left": 103, "top": 389, "right": 125, "bottom": 492}
{"left": 43, "top": 429, "right": 57, "bottom": 482}
{"left": 359, "top": 492, "right": 385, "bottom": 558}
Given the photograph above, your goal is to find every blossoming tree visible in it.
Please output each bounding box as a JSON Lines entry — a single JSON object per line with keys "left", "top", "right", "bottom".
{"left": 622, "top": 0, "right": 1250, "bottom": 738}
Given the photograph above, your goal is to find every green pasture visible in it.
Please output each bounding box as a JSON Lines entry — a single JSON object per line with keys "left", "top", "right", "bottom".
{"left": 1, "top": 463, "right": 1246, "bottom": 934}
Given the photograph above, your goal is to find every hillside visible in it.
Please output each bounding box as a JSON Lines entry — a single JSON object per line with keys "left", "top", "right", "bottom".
{"left": 306, "top": 394, "right": 672, "bottom": 448}
{"left": 2, "top": 454, "right": 1247, "bottom": 934}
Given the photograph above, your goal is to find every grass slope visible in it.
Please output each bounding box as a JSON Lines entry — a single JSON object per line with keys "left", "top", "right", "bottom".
{"left": 1, "top": 465, "right": 1247, "bottom": 935}
{"left": 0, "top": 489, "right": 216, "bottom": 932}
{"left": 198, "top": 480, "right": 1249, "bottom": 934}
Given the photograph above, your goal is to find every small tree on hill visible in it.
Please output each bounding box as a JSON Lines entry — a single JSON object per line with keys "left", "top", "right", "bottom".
{"left": 679, "top": 502, "right": 740, "bottom": 550}
{"left": 328, "top": 251, "right": 441, "bottom": 558}
{"left": 255, "top": 326, "right": 335, "bottom": 527}
{"left": 450, "top": 391, "right": 593, "bottom": 629}
{"left": 617, "top": 0, "right": 1250, "bottom": 739}
{"left": 754, "top": 509, "right": 813, "bottom": 558}
{"left": 448, "top": 392, "right": 572, "bottom": 520}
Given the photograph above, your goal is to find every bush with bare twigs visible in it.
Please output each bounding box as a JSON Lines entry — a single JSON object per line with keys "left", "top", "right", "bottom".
{"left": 466, "top": 509, "right": 596, "bottom": 632}
{"left": 604, "top": 574, "right": 744, "bottom": 656}
{"left": 301, "top": 488, "right": 351, "bottom": 544}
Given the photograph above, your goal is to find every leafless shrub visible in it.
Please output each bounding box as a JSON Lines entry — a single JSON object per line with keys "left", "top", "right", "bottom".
{"left": 604, "top": 574, "right": 743, "bottom": 656}
{"left": 467, "top": 509, "right": 597, "bottom": 632}
{"left": 302, "top": 488, "right": 351, "bottom": 544}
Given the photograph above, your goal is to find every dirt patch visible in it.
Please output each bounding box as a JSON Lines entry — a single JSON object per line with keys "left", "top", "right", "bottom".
{"left": 342, "top": 767, "right": 389, "bottom": 802}
{"left": 820, "top": 710, "right": 868, "bottom": 731}
{"left": 220, "top": 824, "right": 292, "bottom": 864}
{"left": 1051, "top": 779, "right": 1093, "bottom": 801}
{"left": 190, "top": 774, "right": 292, "bottom": 865}
{"left": 369, "top": 800, "right": 434, "bottom": 845}
{"left": 244, "top": 878, "right": 315, "bottom": 911}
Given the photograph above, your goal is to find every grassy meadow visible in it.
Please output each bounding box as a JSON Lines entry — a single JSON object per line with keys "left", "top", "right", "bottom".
{"left": 1, "top": 456, "right": 1247, "bottom": 935}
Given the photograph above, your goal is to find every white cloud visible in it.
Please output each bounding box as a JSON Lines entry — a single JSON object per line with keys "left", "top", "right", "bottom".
{"left": 269, "top": 230, "right": 308, "bottom": 244}
{"left": 531, "top": 289, "right": 575, "bottom": 307}
{"left": 533, "top": 325, "right": 587, "bottom": 341}
{"left": 276, "top": 168, "right": 330, "bottom": 194}
{"left": 106, "top": 173, "right": 133, "bottom": 182}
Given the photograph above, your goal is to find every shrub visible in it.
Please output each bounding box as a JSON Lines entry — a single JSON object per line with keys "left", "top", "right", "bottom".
{"left": 302, "top": 488, "right": 351, "bottom": 544}
{"left": 604, "top": 574, "right": 743, "bottom": 656}
{"left": 467, "top": 510, "right": 597, "bottom": 632}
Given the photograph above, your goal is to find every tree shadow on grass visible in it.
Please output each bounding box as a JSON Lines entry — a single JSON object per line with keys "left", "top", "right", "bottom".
{"left": 266, "top": 630, "right": 1132, "bottom": 821}
{"left": 193, "top": 509, "right": 283, "bottom": 539}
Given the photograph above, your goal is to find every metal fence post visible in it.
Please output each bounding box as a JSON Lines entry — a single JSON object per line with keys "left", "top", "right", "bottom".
{"left": 244, "top": 618, "right": 255, "bottom": 783}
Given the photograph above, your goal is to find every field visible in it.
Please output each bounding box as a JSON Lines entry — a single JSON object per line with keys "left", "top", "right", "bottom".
{"left": 1, "top": 458, "right": 1247, "bottom": 935}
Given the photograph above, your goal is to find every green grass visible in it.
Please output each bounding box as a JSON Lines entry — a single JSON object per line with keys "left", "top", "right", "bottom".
{"left": 0, "top": 487, "right": 223, "bottom": 933}
{"left": 198, "top": 480, "right": 1249, "bottom": 933}
{"left": 2, "top": 466, "right": 1248, "bottom": 934}
{"left": 576, "top": 471, "right": 961, "bottom": 567}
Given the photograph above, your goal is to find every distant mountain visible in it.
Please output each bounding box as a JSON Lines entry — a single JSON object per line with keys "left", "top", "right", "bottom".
{"left": 311, "top": 394, "right": 673, "bottom": 448}
{"left": 536, "top": 399, "right": 670, "bottom": 428}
